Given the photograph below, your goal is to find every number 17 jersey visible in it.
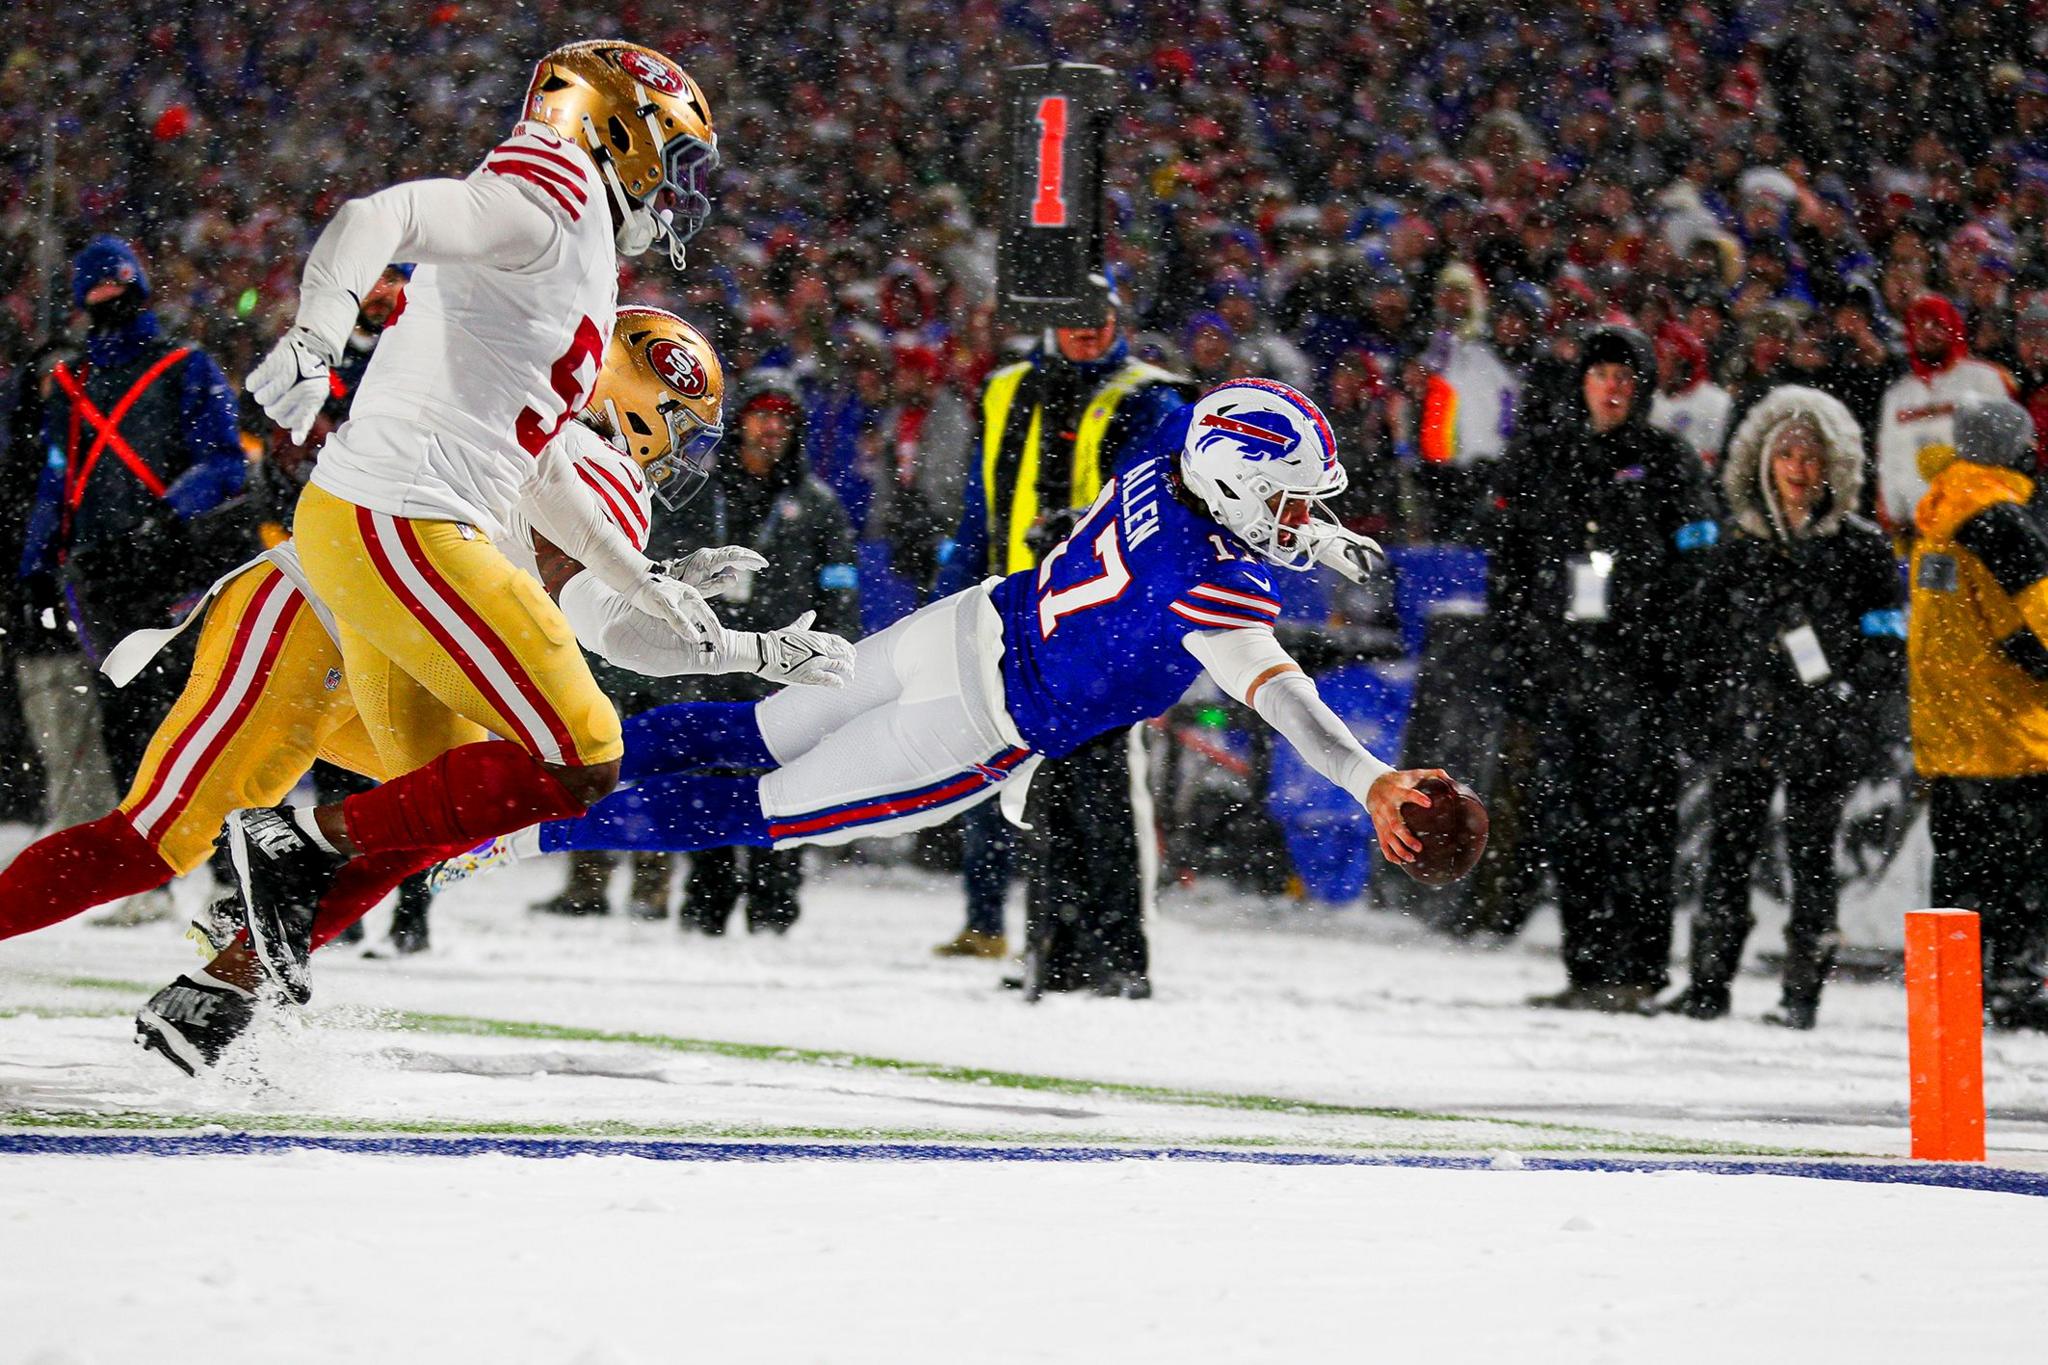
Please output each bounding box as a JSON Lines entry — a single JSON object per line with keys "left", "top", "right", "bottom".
{"left": 988, "top": 440, "right": 1281, "bottom": 759}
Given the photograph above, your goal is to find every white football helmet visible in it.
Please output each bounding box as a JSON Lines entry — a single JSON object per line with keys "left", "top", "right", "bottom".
{"left": 1178, "top": 379, "right": 1347, "bottom": 570}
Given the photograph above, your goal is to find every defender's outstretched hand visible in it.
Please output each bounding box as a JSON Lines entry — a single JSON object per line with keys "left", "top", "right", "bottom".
{"left": 628, "top": 574, "right": 720, "bottom": 647}
{"left": 660, "top": 547, "right": 768, "bottom": 599}
{"left": 247, "top": 327, "right": 335, "bottom": 444}
{"left": 1365, "top": 768, "right": 1453, "bottom": 864}
{"left": 743, "top": 611, "right": 856, "bottom": 687}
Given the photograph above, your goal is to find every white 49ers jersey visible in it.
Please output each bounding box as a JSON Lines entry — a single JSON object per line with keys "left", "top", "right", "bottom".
{"left": 500, "top": 421, "right": 655, "bottom": 582}
{"left": 311, "top": 120, "right": 621, "bottom": 539}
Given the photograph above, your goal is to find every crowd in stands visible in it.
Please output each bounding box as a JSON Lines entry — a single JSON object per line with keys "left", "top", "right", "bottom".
{"left": 3, "top": 2, "right": 2046, "bottom": 539}
{"left": 5, "top": 1, "right": 2048, "bottom": 1018}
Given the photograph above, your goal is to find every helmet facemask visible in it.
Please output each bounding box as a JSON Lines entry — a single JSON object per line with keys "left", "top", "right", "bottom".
{"left": 587, "top": 113, "right": 719, "bottom": 270}
{"left": 587, "top": 305, "right": 726, "bottom": 509}
{"left": 637, "top": 398, "right": 725, "bottom": 510}
{"left": 1204, "top": 467, "right": 1348, "bottom": 570}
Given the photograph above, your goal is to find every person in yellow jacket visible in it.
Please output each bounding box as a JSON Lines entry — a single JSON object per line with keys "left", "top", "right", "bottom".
{"left": 929, "top": 270, "right": 1193, "bottom": 979}
{"left": 1909, "top": 393, "right": 2048, "bottom": 1030}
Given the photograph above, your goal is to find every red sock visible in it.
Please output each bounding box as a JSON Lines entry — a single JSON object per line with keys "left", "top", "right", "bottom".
{"left": 307, "top": 843, "right": 465, "bottom": 952}
{"left": 337, "top": 741, "right": 584, "bottom": 857}
{"left": 0, "top": 812, "right": 176, "bottom": 941}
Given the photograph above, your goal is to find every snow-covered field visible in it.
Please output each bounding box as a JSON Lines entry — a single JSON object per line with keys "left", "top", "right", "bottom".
{"left": 5, "top": 838, "right": 2048, "bottom": 1361}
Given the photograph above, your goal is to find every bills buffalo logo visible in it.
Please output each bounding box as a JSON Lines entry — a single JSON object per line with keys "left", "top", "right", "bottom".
{"left": 616, "top": 47, "right": 686, "bottom": 96}
{"left": 1195, "top": 405, "right": 1304, "bottom": 465}
{"left": 647, "top": 338, "right": 707, "bottom": 397}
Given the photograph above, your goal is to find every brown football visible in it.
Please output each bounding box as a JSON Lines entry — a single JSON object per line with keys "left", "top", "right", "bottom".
{"left": 1395, "top": 776, "right": 1489, "bottom": 887}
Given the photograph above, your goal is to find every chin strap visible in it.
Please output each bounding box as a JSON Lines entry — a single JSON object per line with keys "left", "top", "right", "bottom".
{"left": 581, "top": 113, "right": 659, "bottom": 261}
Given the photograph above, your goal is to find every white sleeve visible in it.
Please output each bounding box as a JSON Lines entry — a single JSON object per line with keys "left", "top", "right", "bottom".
{"left": 520, "top": 438, "right": 655, "bottom": 598}
{"left": 1182, "top": 627, "right": 1392, "bottom": 803}
{"left": 293, "top": 176, "right": 558, "bottom": 355}
{"left": 558, "top": 572, "right": 721, "bottom": 677}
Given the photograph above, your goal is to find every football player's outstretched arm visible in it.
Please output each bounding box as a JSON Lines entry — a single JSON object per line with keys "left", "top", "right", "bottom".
{"left": 1181, "top": 627, "right": 1444, "bottom": 864}
{"left": 249, "top": 176, "right": 560, "bottom": 440}
{"left": 526, "top": 443, "right": 852, "bottom": 687}
{"left": 519, "top": 436, "right": 723, "bottom": 653}
{"left": 557, "top": 571, "right": 853, "bottom": 686}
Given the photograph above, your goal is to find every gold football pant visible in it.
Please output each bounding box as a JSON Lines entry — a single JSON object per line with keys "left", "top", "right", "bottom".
{"left": 118, "top": 561, "right": 386, "bottom": 873}
{"left": 291, "top": 483, "right": 621, "bottom": 778}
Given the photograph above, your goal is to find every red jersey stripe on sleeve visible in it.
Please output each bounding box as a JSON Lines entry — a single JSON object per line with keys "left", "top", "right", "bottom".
{"left": 575, "top": 464, "right": 645, "bottom": 550}
{"left": 496, "top": 138, "right": 589, "bottom": 187}
{"left": 581, "top": 458, "right": 651, "bottom": 541}
{"left": 484, "top": 158, "right": 581, "bottom": 218}
{"left": 1188, "top": 583, "right": 1280, "bottom": 616}
{"left": 488, "top": 151, "right": 587, "bottom": 203}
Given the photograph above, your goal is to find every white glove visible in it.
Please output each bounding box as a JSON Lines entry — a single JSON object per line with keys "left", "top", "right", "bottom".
{"left": 731, "top": 612, "right": 857, "bottom": 687}
{"left": 660, "top": 547, "right": 768, "bottom": 600}
{"left": 625, "top": 573, "right": 720, "bottom": 648}
{"left": 246, "top": 327, "right": 335, "bottom": 444}
{"left": 1310, "top": 525, "right": 1387, "bottom": 584}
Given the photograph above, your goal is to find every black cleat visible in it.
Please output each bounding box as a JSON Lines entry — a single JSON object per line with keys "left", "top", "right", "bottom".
{"left": 224, "top": 807, "right": 345, "bottom": 1005}
{"left": 135, "top": 973, "right": 257, "bottom": 1076}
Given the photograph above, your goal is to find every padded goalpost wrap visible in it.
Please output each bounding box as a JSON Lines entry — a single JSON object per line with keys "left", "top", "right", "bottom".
{"left": 1904, "top": 909, "right": 1986, "bottom": 1163}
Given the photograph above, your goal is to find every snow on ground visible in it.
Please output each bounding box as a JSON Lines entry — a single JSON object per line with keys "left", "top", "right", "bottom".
{"left": 5, "top": 1154, "right": 2046, "bottom": 1364}
{"left": 7, "top": 844, "right": 2048, "bottom": 1158}
{"left": 5, "top": 838, "right": 2048, "bottom": 1360}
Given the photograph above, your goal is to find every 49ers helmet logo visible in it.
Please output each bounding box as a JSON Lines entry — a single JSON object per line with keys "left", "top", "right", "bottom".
{"left": 647, "top": 337, "right": 707, "bottom": 397}
{"left": 615, "top": 47, "right": 685, "bottom": 95}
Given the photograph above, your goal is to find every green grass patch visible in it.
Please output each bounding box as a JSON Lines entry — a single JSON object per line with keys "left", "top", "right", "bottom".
{"left": 0, "top": 1108, "right": 1859, "bottom": 1159}
{"left": 1, "top": 978, "right": 1863, "bottom": 1160}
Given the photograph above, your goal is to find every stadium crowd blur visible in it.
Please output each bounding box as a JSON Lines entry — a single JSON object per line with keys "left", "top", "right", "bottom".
{"left": 5, "top": 0, "right": 2048, "bottom": 1022}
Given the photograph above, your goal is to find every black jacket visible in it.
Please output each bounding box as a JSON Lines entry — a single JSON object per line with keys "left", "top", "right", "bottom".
{"left": 1486, "top": 327, "right": 1716, "bottom": 708}
{"left": 667, "top": 429, "right": 860, "bottom": 703}
{"left": 1691, "top": 385, "right": 1904, "bottom": 769}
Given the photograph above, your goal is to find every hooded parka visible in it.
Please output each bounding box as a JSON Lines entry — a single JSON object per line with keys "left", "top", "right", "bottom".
{"left": 1677, "top": 386, "right": 1904, "bottom": 1024}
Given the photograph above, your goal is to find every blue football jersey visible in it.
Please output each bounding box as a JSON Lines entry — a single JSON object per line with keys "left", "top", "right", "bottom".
{"left": 990, "top": 434, "right": 1281, "bottom": 758}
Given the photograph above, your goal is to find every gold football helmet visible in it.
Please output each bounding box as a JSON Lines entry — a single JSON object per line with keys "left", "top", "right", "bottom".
{"left": 590, "top": 306, "right": 726, "bottom": 510}
{"left": 524, "top": 40, "right": 718, "bottom": 268}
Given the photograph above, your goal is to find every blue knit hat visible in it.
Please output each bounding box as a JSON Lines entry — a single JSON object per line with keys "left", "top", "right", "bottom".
{"left": 72, "top": 235, "right": 150, "bottom": 308}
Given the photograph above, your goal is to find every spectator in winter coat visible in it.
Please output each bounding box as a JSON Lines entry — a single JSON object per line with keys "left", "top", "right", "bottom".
{"left": 1667, "top": 387, "right": 1904, "bottom": 1028}
{"left": 866, "top": 344, "right": 972, "bottom": 589}
{"left": 1213, "top": 282, "right": 1311, "bottom": 392}
{"left": 2013, "top": 297, "right": 2048, "bottom": 478}
{"left": 1487, "top": 325, "right": 1717, "bottom": 1011}
{"left": 20, "top": 237, "right": 249, "bottom": 927}
{"left": 1907, "top": 395, "right": 2048, "bottom": 1031}
{"left": 675, "top": 375, "right": 861, "bottom": 935}
{"left": 1182, "top": 311, "right": 1239, "bottom": 388}
{"left": 24, "top": 238, "right": 249, "bottom": 781}
{"left": 1649, "top": 321, "right": 1734, "bottom": 466}
{"left": 1820, "top": 289, "right": 1899, "bottom": 469}
{"left": 1417, "top": 261, "right": 1519, "bottom": 539}
{"left": 1875, "top": 294, "right": 2015, "bottom": 528}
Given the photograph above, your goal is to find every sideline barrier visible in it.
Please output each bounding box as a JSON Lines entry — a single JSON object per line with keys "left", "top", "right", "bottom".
{"left": 1905, "top": 908, "right": 1985, "bottom": 1162}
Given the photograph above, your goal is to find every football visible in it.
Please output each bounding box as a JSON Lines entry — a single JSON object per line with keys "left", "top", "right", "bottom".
{"left": 1395, "top": 776, "right": 1489, "bottom": 887}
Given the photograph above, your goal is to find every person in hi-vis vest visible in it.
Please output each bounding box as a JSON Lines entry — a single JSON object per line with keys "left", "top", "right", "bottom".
{"left": 931, "top": 271, "right": 1192, "bottom": 992}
